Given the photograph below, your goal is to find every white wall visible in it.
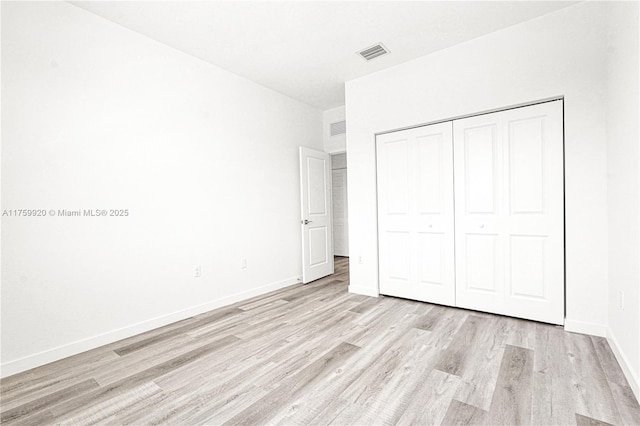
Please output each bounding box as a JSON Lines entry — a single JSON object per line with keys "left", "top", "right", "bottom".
{"left": 323, "top": 105, "right": 346, "bottom": 153}
{"left": 346, "top": 2, "right": 611, "bottom": 334}
{"left": 1, "top": 2, "right": 322, "bottom": 376}
{"left": 605, "top": 1, "right": 640, "bottom": 398}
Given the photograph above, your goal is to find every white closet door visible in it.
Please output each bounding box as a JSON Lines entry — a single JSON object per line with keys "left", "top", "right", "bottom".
{"left": 377, "top": 122, "right": 455, "bottom": 305}
{"left": 453, "top": 101, "right": 564, "bottom": 324}
{"left": 332, "top": 168, "right": 349, "bottom": 256}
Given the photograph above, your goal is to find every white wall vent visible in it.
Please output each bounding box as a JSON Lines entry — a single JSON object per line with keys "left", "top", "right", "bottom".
{"left": 358, "top": 43, "right": 389, "bottom": 61}
{"left": 330, "top": 120, "right": 347, "bottom": 137}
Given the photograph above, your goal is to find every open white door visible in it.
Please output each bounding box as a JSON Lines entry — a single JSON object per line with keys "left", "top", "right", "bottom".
{"left": 300, "top": 147, "right": 334, "bottom": 283}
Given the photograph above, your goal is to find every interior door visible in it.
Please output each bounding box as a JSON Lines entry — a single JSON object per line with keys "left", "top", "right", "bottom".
{"left": 299, "top": 147, "right": 334, "bottom": 283}
{"left": 376, "top": 122, "right": 456, "bottom": 305}
{"left": 453, "top": 100, "right": 564, "bottom": 324}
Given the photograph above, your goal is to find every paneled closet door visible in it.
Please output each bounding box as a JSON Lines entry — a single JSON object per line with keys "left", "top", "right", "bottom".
{"left": 377, "top": 122, "right": 455, "bottom": 305}
{"left": 453, "top": 101, "right": 564, "bottom": 325}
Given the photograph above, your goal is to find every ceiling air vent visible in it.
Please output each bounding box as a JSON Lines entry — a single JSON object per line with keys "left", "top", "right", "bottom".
{"left": 330, "top": 120, "right": 346, "bottom": 137}
{"left": 358, "top": 43, "right": 389, "bottom": 61}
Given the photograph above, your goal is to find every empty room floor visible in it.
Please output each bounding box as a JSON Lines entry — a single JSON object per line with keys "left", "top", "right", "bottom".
{"left": 2, "top": 257, "right": 639, "bottom": 425}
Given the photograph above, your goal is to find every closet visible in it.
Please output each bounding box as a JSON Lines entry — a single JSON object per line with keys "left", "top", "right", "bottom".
{"left": 331, "top": 153, "right": 349, "bottom": 257}
{"left": 376, "top": 100, "right": 564, "bottom": 325}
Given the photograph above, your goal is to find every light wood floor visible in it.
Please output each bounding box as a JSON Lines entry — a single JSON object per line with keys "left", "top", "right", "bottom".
{"left": 2, "top": 257, "right": 639, "bottom": 425}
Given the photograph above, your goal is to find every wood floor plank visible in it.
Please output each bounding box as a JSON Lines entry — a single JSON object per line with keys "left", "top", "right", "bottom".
{"left": 412, "top": 304, "right": 468, "bottom": 350}
{"left": 58, "top": 381, "right": 162, "bottom": 425}
{"left": 565, "top": 332, "right": 622, "bottom": 425}
{"left": 316, "top": 308, "right": 469, "bottom": 425}
{"left": 413, "top": 304, "right": 452, "bottom": 331}
{"left": 234, "top": 282, "right": 349, "bottom": 333}
{"left": 441, "top": 399, "right": 487, "bottom": 425}
{"left": 452, "top": 315, "right": 518, "bottom": 411}
{"left": 303, "top": 321, "right": 430, "bottom": 424}
{"left": 433, "top": 315, "right": 487, "bottom": 376}
{"left": 153, "top": 330, "right": 289, "bottom": 392}
{"left": 92, "top": 334, "right": 200, "bottom": 386}
{"left": 113, "top": 307, "right": 243, "bottom": 356}
{"left": 396, "top": 368, "right": 462, "bottom": 425}
{"left": 99, "top": 389, "right": 172, "bottom": 425}
{"left": 575, "top": 413, "right": 615, "bottom": 426}
{"left": 1, "top": 375, "right": 99, "bottom": 413}
{"left": 178, "top": 386, "right": 269, "bottom": 425}
{"left": 504, "top": 316, "right": 537, "bottom": 350}
{"left": 160, "top": 313, "right": 366, "bottom": 425}
{"left": 1, "top": 379, "right": 100, "bottom": 424}
{"left": 485, "top": 344, "right": 534, "bottom": 425}
{"left": 281, "top": 279, "right": 342, "bottom": 302}
{"left": 244, "top": 331, "right": 378, "bottom": 425}
{"left": 433, "top": 314, "right": 509, "bottom": 411}
{"left": 222, "top": 341, "right": 360, "bottom": 425}
{"left": 189, "top": 290, "right": 321, "bottom": 340}
{"left": 164, "top": 362, "right": 293, "bottom": 423}
{"left": 0, "top": 350, "right": 120, "bottom": 408}
{"left": 591, "top": 336, "right": 630, "bottom": 387}
{"left": 155, "top": 299, "right": 362, "bottom": 397}
{"left": 45, "top": 335, "right": 240, "bottom": 421}
{"left": 608, "top": 381, "right": 640, "bottom": 425}
{"left": 532, "top": 323, "right": 577, "bottom": 425}
{"left": 345, "top": 298, "right": 419, "bottom": 347}
{"left": 235, "top": 289, "right": 296, "bottom": 311}
{"left": 154, "top": 297, "right": 362, "bottom": 395}
{"left": 348, "top": 296, "right": 381, "bottom": 314}
{"left": 318, "top": 328, "right": 435, "bottom": 425}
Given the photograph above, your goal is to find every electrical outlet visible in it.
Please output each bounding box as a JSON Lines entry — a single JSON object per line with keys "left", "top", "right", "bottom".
{"left": 241, "top": 258, "right": 247, "bottom": 269}
{"left": 619, "top": 290, "right": 625, "bottom": 310}
{"left": 358, "top": 256, "right": 363, "bottom": 264}
{"left": 194, "top": 265, "right": 201, "bottom": 278}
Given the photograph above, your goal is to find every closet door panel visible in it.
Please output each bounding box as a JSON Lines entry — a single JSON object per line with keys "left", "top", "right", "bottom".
{"left": 502, "top": 102, "right": 564, "bottom": 324}
{"left": 377, "top": 122, "right": 455, "bottom": 305}
{"left": 416, "top": 134, "right": 444, "bottom": 213}
{"left": 454, "top": 101, "right": 564, "bottom": 325}
{"left": 332, "top": 168, "right": 349, "bottom": 257}
{"left": 454, "top": 115, "right": 504, "bottom": 312}
{"left": 463, "top": 124, "right": 499, "bottom": 214}
{"left": 384, "top": 139, "right": 410, "bottom": 215}
{"left": 386, "top": 231, "right": 411, "bottom": 281}
{"left": 508, "top": 118, "right": 545, "bottom": 214}
{"left": 378, "top": 135, "right": 412, "bottom": 290}
{"left": 417, "top": 232, "right": 445, "bottom": 285}
{"left": 465, "top": 233, "right": 500, "bottom": 294}
{"left": 509, "top": 235, "right": 546, "bottom": 299}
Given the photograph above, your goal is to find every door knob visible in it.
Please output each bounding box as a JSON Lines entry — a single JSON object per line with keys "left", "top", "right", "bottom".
{"left": 302, "top": 219, "right": 313, "bottom": 225}
{"left": 479, "top": 224, "right": 485, "bottom": 228}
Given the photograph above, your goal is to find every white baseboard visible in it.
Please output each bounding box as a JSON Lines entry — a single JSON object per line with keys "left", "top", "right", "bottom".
{"left": 564, "top": 318, "right": 607, "bottom": 337}
{"left": 607, "top": 328, "right": 640, "bottom": 401}
{"left": 0, "top": 276, "right": 299, "bottom": 378}
{"left": 348, "top": 285, "right": 379, "bottom": 298}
